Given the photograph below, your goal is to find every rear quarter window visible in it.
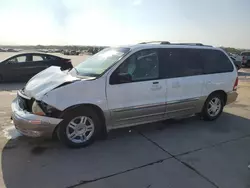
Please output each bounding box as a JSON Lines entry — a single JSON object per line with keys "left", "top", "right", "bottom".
{"left": 43, "top": 55, "right": 59, "bottom": 61}
{"left": 202, "top": 50, "right": 234, "bottom": 74}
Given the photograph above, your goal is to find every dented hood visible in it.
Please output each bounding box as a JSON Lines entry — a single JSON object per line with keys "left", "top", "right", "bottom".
{"left": 24, "top": 66, "right": 80, "bottom": 99}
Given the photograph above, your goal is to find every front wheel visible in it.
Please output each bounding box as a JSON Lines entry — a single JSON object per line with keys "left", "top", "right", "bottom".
{"left": 201, "top": 93, "right": 224, "bottom": 121}
{"left": 57, "top": 107, "right": 103, "bottom": 148}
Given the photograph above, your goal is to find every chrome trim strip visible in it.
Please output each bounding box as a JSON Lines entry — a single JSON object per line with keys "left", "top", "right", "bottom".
{"left": 112, "top": 98, "right": 199, "bottom": 113}
{"left": 17, "top": 90, "right": 31, "bottom": 100}
{"left": 111, "top": 117, "right": 168, "bottom": 130}
{"left": 167, "top": 97, "right": 200, "bottom": 104}
{"left": 114, "top": 112, "right": 165, "bottom": 122}
{"left": 112, "top": 102, "right": 166, "bottom": 112}
{"left": 167, "top": 107, "right": 194, "bottom": 113}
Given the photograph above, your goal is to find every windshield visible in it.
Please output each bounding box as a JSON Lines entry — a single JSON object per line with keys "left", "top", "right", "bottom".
{"left": 74, "top": 47, "right": 130, "bottom": 77}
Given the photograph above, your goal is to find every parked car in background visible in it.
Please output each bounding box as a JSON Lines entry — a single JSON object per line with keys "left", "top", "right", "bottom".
{"left": 0, "top": 52, "right": 73, "bottom": 82}
{"left": 229, "top": 56, "right": 242, "bottom": 70}
{"left": 70, "top": 50, "right": 80, "bottom": 55}
{"left": 63, "top": 50, "right": 80, "bottom": 55}
{"left": 241, "top": 51, "right": 250, "bottom": 67}
{"left": 11, "top": 42, "right": 238, "bottom": 148}
{"left": 63, "top": 50, "right": 70, "bottom": 55}
{"left": 7, "top": 48, "right": 19, "bottom": 52}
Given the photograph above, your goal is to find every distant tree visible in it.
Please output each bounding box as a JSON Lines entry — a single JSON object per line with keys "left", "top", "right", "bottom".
{"left": 220, "top": 47, "right": 241, "bottom": 55}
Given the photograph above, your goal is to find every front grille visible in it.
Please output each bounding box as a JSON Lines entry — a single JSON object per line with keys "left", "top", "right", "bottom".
{"left": 17, "top": 94, "right": 33, "bottom": 112}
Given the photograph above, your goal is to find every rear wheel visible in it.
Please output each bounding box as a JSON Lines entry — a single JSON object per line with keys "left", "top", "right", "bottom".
{"left": 201, "top": 93, "right": 224, "bottom": 121}
{"left": 57, "top": 107, "right": 103, "bottom": 148}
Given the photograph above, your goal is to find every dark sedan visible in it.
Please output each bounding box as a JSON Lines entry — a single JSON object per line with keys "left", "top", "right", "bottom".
{"left": 0, "top": 52, "right": 73, "bottom": 82}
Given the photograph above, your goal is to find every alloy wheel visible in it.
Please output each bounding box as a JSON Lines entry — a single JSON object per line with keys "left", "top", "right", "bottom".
{"left": 207, "top": 97, "right": 222, "bottom": 117}
{"left": 66, "top": 116, "right": 95, "bottom": 144}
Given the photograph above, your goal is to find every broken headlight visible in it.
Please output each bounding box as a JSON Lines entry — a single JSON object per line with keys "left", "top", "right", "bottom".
{"left": 39, "top": 101, "right": 62, "bottom": 118}
{"left": 32, "top": 101, "right": 46, "bottom": 116}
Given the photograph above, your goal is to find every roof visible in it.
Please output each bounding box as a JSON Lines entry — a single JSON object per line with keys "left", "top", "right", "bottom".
{"left": 15, "top": 50, "right": 49, "bottom": 55}
{"left": 0, "top": 51, "right": 61, "bottom": 62}
{"left": 119, "top": 42, "right": 217, "bottom": 51}
{"left": 8, "top": 51, "right": 64, "bottom": 58}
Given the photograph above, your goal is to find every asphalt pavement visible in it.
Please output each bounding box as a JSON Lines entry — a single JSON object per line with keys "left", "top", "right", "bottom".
{"left": 0, "top": 53, "right": 250, "bottom": 188}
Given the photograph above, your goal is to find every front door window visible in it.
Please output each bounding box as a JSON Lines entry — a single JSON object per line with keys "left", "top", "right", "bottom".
{"left": 118, "top": 49, "right": 159, "bottom": 82}
{"left": 7, "top": 55, "right": 28, "bottom": 64}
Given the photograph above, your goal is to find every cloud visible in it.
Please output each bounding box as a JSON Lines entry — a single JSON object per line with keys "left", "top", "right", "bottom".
{"left": 132, "top": 0, "right": 143, "bottom": 6}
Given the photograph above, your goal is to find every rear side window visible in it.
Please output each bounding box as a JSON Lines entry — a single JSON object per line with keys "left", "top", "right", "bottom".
{"left": 202, "top": 50, "right": 233, "bottom": 74}
{"left": 33, "top": 55, "right": 44, "bottom": 61}
{"left": 159, "top": 48, "right": 203, "bottom": 78}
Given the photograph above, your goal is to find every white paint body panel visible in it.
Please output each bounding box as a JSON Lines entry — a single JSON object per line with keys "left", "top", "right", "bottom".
{"left": 201, "top": 72, "right": 237, "bottom": 96}
{"left": 166, "top": 76, "right": 204, "bottom": 102}
{"left": 41, "top": 76, "right": 108, "bottom": 112}
{"left": 106, "top": 79, "right": 166, "bottom": 127}
{"left": 165, "top": 76, "right": 204, "bottom": 117}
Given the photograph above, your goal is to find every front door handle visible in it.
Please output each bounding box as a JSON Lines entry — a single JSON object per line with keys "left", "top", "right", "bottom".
{"left": 151, "top": 83, "right": 162, "bottom": 90}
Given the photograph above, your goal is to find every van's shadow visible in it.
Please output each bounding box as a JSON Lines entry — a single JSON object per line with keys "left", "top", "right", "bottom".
{"left": 0, "top": 82, "right": 25, "bottom": 91}
{"left": 2, "top": 112, "right": 250, "bottom": 188}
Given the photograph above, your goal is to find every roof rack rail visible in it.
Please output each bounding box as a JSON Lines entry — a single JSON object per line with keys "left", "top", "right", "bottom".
{"left": 138, "top": 41, "right": 213, "bottom": 47}
{"left": 172, "top": 43, "right": 213, "bottom": 47}
{"left": 139, "top": 41, "right": 170, "bottom": 45}
{"left": 173, "top": 43, "right": 204, "bottom": 46}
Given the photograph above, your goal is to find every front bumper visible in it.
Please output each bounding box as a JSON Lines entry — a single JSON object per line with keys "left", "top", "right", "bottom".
{"left": 226, "top": 91, "right": 238, "bottom": 105}
{"left": 11, "top": 98, "right": 63, "bottom": 138}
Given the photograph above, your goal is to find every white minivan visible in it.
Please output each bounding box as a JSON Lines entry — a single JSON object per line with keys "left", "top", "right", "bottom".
{"left": 11, "top": 42, "right": 238, "bottom": 147}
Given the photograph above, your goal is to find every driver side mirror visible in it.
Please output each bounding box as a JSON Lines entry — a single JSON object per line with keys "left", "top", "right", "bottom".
{"left": 110, "top": 72, "right": 132, "bottom": 85}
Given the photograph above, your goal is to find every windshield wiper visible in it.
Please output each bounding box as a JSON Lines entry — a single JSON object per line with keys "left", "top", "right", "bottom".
{"left": 74, "top": 68, "right": 80, "bottom": 75}
{"left": 68, "top": 67, "right": 79, "bottom": 74}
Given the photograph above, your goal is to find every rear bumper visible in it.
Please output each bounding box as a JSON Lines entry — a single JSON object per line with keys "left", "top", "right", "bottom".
{"left": 11, "top": 98, "right": 63, "bottom": 138}
{"left": 226, "top": 91, "right": 238, "bottom": 105}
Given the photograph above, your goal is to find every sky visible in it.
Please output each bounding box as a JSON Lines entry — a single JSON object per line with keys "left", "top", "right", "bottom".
{"left": 0, "top": 0, "right": 250, "bottom": 48}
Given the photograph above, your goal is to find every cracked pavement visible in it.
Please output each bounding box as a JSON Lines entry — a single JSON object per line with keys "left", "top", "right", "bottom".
{"left": 0, "top": 54, "right": 250, "bottom": 188}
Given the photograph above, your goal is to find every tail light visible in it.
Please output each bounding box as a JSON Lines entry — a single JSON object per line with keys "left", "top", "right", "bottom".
{"left": 242, "top": 56, "right": 246, "bottom": 63}
{"left": 233, "top": 77, "right": 238, "bottom": 91}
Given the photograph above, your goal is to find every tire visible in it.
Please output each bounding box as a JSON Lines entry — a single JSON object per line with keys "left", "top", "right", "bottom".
{"left": 0, "top": 75, "right": 3, "bottom": 83}
{"left": 201, "top": 93, "right": 224, "bottom": 121}
{"left": 57, "top": 107, "right": 103, "bottom": 148}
